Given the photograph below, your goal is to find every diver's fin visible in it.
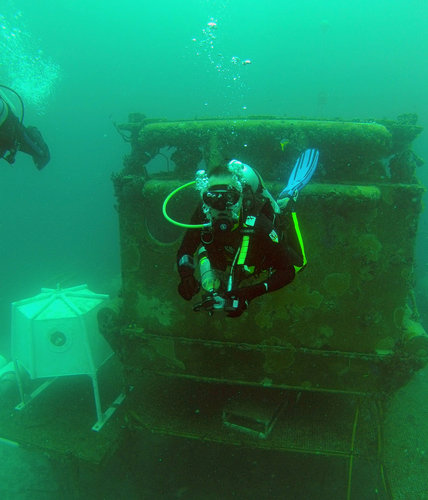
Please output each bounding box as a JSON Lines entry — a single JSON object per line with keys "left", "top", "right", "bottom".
{"left": 278, "top": 148, "right": 319, "bottom": 200}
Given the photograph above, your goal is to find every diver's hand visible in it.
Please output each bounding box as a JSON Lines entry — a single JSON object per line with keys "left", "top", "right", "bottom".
{"left": 178, "top": 275, "right": 200, "bottom": 301}
{"left": 224, "top": 291, "right": 249, "bottom": 318}
{"left": 224, "top": 283, "right": 267, "bottom": 317}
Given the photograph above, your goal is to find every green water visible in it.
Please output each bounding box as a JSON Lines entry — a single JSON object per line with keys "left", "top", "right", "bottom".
{"left": 1, "top": 1, "right": 427, "bottom": 497}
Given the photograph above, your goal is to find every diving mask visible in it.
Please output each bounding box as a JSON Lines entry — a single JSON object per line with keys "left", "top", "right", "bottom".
{"left": 203, "top": 185, "right": 242, "bottom": 232}
{"left": 202, "top": 184, "right": 241, "bottom": 211}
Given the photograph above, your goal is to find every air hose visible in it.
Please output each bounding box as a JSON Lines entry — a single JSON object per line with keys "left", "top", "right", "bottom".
{"left": 0, "top": 84, "right": 25, "bottom": 124}
{"left": 162, "top": 180, "right": 211, "bottom": 229}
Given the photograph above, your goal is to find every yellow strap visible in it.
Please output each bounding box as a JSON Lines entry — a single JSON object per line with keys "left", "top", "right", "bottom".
{"left": 291, "top": 211, "right": 307, "bottom": 272}
{"left": 237, "top": 235, "right": 250, "bottom": 265}
{"left": 237, "top": 216, "right": 256, "bottom": 266}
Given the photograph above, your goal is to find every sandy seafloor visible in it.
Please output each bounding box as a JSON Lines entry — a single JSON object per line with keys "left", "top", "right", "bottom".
{"left": 0, "top": 365, "right": 427, "bottom": 499}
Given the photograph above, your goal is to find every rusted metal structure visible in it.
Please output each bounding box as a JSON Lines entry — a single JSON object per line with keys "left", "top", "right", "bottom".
{"left": 0, "top": 114, "right": 426, "bottom": 498}
{"left": 107, "top": 113, "right": 427, "bottom": 397}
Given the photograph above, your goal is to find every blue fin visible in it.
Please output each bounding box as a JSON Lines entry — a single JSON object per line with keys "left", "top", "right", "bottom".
{"left": 278, "top": 148, "right": 319, "bottom": 200}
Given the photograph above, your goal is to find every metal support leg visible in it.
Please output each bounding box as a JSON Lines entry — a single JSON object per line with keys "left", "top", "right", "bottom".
{"left": 91, "top": 374, "right": 126, "bottom": 432}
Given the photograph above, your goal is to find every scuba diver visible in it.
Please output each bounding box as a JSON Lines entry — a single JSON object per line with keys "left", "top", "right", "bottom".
{"left": 166, "top": 149, "right": 319, "bottom": 318}
{"left": 0, "top": 85, "right": 50, "bottom": 170}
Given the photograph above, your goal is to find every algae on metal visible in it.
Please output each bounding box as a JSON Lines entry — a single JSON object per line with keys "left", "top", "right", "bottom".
{"left": 111, "top": 114, "right": 427, "bottom": 396}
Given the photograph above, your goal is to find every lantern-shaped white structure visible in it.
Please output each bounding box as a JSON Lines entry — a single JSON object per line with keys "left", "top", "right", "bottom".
{"left": 11, "top": 284, "right": 124, "bottom": 430}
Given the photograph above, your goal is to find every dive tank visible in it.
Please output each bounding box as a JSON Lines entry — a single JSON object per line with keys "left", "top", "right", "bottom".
{"left": 198, "top": 246, "right": 220, "bottom": 292}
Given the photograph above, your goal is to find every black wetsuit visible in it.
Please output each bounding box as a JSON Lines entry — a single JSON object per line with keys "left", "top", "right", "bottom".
{"left": 0, "top": 95, "right": 50, "bottom": 169}
{"left": 177, "top": 204, "right": 296, "bottom": 299}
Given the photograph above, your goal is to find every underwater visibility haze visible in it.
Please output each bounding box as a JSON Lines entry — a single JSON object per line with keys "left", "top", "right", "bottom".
{"left": 1, "top": 0, "right": 428, "bottom": 498}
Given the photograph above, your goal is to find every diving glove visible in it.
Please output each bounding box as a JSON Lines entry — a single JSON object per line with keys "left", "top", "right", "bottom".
{"left": 224, "top": 282, "right": 269, "bottom": 318}
{"left": 178, "top": 274, "right": 200, "bottom": 301}
{"left": 225, "top": 295, "right": 248, "bottom": 318}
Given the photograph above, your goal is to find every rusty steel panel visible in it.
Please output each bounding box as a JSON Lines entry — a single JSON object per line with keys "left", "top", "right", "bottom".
{"left": 108, "top": 115, "right": 427, "bottom": 395}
